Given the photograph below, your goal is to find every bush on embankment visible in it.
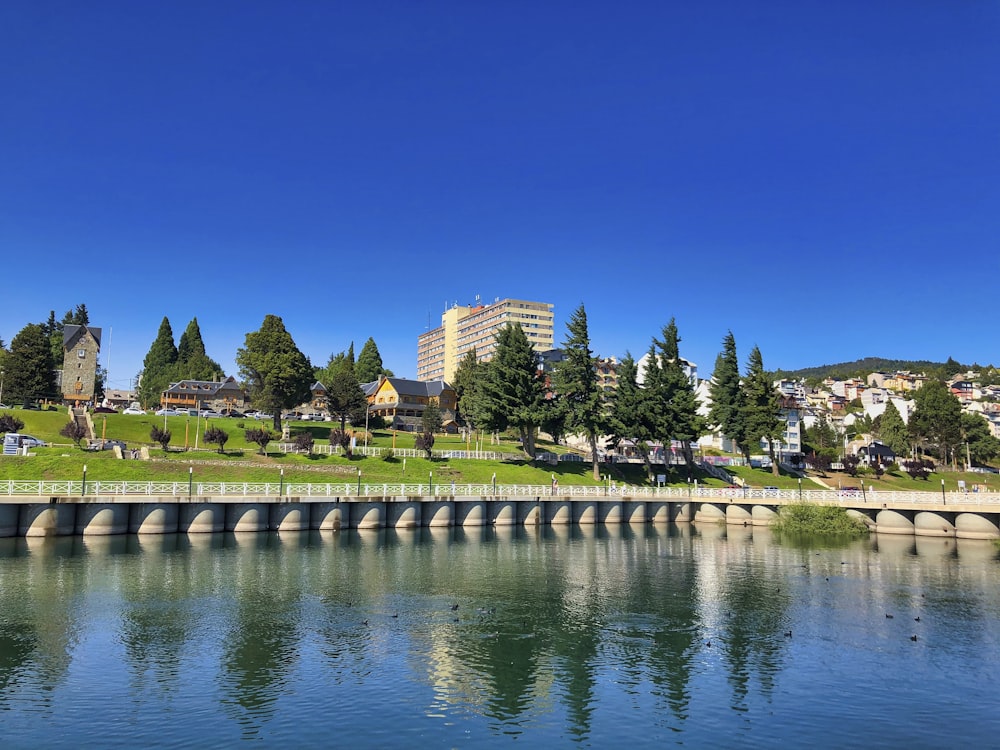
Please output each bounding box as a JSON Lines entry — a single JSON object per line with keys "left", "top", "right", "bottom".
{"left": 771, "top": 503, "right": 869, "bottom": 537}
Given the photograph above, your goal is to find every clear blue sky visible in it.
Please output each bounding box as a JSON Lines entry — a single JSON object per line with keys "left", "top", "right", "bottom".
{"left": 2, "top": 1, "right": 997, "bottom": 391}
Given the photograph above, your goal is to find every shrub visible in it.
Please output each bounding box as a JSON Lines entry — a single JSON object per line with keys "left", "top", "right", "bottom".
{"left": 329, "top": 429, "right": 352, "bottom": 458}
{"left": 60, "top": 421, "right": 88, "bottom": 447}
{"left": 842, "top": 455, "right": 860, "bottom": 477}
{"left": 771, "top": 503, "right": 869, "bottom": 537}
{"left": 902, "top": 458, "right": 933, "bottom": 480}
{"left": 0, "top": 413, "right": 25, "bottom": 434}
{"left": 294, "top": 432, "right": 315, "bottom": 455}
{"left": 382, "top": 448, "right": 395, "bottom": 462}
{"left": 150, "top": 425, "right": 172, "bottom": 451}
{"left": 245, "top": 427, "right": 273, "bottom": 455}
{"left": 415, "top": 431, "right": 435, "bottom": 458}
{"left": 203, "top": 426, "right": 229, "bottom": 454}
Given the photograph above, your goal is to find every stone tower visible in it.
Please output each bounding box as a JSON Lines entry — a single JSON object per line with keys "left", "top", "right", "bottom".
{"left": 62, "top": 325, "right": 102, "bottom": 404}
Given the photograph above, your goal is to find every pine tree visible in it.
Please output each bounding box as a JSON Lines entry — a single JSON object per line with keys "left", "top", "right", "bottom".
{"left": 740, "top": 346, "right": 783, "bottom": 475}
{"left": 553, "top": 305, "right": 607, "bottom": 479}
{"left": 355, "top": 338, "right": 388, "bottom": 384}
{"left": 137, "top": 317, "right": 178, "bottom": 408}
{"left": 877, "top": 400, "right": 910, "bottom": 457}
{"left": 236, "top": 315, "right": 314, "bottom": 433}
{"left": 453, "top": 347, "right": 482, "bottom": 429}
{"left": 174, "top": 318, "right": 224, "bottom": 381}
{"left": 5, "top": 323, "right": 57, "bottom": 405}
{"left": 708, "top": 331, "right": 747, "bottom": 455}
{"left": 479, "top": 323, "right": 548, "bottom": 458}
{"left": 609, "top": 353, "right": 655, "bottom": 480}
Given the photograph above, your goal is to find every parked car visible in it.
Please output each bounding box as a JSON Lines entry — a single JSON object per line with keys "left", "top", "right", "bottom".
{"left": 154, "top": 408, "right": 177, "bottom": 416}
{"left": 0, "top": 403, "right": 9, "bottom": 409}
{"left": 223, "top": 410, "right": 245, "bottom": 418}
{"left": 122, "top": 407, "right": 146, "bottom": 415}
{"left": 93, "top": 406, "right": 117, "bottom": 413}
{"left": 18, "top": 435, "right": 46, "bottom": 448}
{"left": 200, "top": 410, "right": 222, "bottom": 418}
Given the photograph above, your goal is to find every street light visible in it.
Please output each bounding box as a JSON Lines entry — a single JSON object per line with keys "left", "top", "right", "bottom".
{"left": 798, "top": 477, "right": 802, "bottom": 500}
{"left": 279, "top": 468, "right": 284, "bottom": 497}
{"left": 82, "top": 464, "right": 87, "bottom": 496}
{"left": 357, "top": 467, "right": 362, "bottom": 496}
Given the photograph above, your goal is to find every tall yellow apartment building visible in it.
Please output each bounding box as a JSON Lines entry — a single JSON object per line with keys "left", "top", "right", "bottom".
{"left": 416, "top": 298, "right": 555, "bottom": 382}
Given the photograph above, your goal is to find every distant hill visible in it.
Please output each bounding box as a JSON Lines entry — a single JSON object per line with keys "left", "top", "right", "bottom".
{"left": 773, "top": 357, "right": 957, "bottom": 382}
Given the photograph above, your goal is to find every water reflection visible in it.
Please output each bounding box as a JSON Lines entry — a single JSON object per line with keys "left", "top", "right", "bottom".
{"left": 0, "top": 526, "right": 998, "bottom": 747}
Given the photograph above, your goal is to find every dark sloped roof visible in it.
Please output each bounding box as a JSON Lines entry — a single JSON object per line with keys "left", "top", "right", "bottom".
{"left": 63, "top": 325, "right": 103, "bottom": 349}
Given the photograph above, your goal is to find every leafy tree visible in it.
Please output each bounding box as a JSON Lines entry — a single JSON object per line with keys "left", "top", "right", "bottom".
{"left": 553, "top": 304, "right": 607, "bottom": 480}
{"left": 137, "top": 317, "right": 179, "bottom": 408}
{"left": 244, "top": 427, "right": 274, "bottom": 455}
{"left": 422, "top": 402, "right": 443, "bottom": 434}
{"left": 0, "top": 413, "right": 25, "bottom": 433}
{"left": 609, "top": 353, "right": 656, "bottom": 480}
{"left": 740, "top": 346, "right": 782, "bottom": 475}
{"left": 877, "top": 400, "right": 910, "bottom": 456}
{"left": 356, "top": 338, "right": 392, "bottom": 383}
{"left": 5, "top": 323, "right": 57, "bottom": 405}
{"left": 477, "top": 324, "right": 549, "bottom": 458}
{"left": 329, "top": 428, "right": 352, "bottom": 457}
{"left": 203, "top": 425, "right": 229, "bottom": 454}
{"left": 708, "top": 331, "right": 747, "bottom": 455}
{"left": 294, "top": 431, "right": 315, "bottom": 455}
{"left": 415, "top": 431, "right": 435, "bottom": 458}
{"left": 150, "top": 425, "right": 172, "bottom": 451}
{"left": 842, "top": 455, "right": 860, "bottom": 477}
{"left": 236, "top": 315, "right": 314, "bottom": 433}
{"left": 960, "top": 412, "right": 1000, "bottom": 467}
{"left": 60, "top": 421, "right": 88, "bottom": 447}
{"left": 908, "top": 379, "right": 962, "bottom": 465}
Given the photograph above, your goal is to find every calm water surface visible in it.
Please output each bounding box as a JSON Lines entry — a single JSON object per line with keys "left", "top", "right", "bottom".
{"left": 0, "top": 524, "right": 998, "bottom": 748}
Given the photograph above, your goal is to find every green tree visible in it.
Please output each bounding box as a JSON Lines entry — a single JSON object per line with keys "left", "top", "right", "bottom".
{"left": 137, "top": 317, "right": 179, "bottom": 408}
{"left": 356, "top": 338, "right": 392, "bottom": 383}
{"left": 236, "top": 315, "right": 314, "bottom": 433}
{"left": 708, "top": 331, "right": 747, "bottom": 455}
{"left": 740, "top": 346, "right": 782, "bottom": 475}
{"left": 294, "top": 431, "right": 315, "bottom": 455}
{"left": 908, "top": 379, "right": 962, "bottom": 465}
{"left": 877, "top": 400, "right": 910, "bottom": 456}
{"left": 478, "top": 323, "right": 549, "bottom": 458}
{"left": 325, "top": 362, "right": 367, "bottom": 431}
{"left": 960, "top": 412, "right": 1000, "bottom": 467}
{"left": 453, "top": 348, "right": 482, "bottom": 429}
{"left": 553, "top": 305, "right": 607, "bottom": 480}
{"left": 804, "top": 414, "right": 838, "bottom": 452}
{"left": 174, "top": 318, "right": 224, "bottom": 381}
{"left": 422, "top": 401, "right": 443, "bottom": 434}
{"left": 609, "top": 353, "right": 656, "bottom": 480}
{"left": 5, "top": 323, "right": 57, "bottom": 405}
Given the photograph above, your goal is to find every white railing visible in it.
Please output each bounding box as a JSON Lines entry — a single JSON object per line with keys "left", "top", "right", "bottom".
{"left": 0, "top": 479, "right": 998, "bottom": 505}
{"left": 271, "top": 444, "right": 522, "bottom": 461}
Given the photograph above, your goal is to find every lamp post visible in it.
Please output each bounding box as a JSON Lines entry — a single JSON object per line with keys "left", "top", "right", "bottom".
{"left": 357, "top": 467, "right": 362, "bottom": 496}
{"left": 279, "top": 468, "right": 284, "bottom": 497}
{"left": 188, "top": 466, "right": 193, "bottom": 498}
{"left": 492, "top": 472, "right": 497, "bottom": 496}
{"left": 429, "top": 471, "right": 433, "bottom": 496}
{"left": 82, "top": 464, "right": 87, "bottom": 496}
{"left": 941, "top": 478, "right": 946, "bottom": 504}
{"left": 798, "top": 477, "right": 802, "bottom": 500}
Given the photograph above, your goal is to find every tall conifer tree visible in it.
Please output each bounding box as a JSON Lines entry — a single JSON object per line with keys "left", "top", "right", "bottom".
{"left": 137, "top": 317, "right": 178, "bottom": 408}
{"left": 554, "top": 305, "right": 607, "bottom": 479}
{"left": 740, "top": 346, "right": 782, "bottom": 475}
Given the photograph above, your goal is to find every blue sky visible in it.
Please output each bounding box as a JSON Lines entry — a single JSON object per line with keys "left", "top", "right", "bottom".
{"left": 2, "top": 1, "right": 997, "bottom": 391}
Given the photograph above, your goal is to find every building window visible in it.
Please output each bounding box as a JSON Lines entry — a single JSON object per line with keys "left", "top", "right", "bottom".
{"left": 78, "top": 349, "right": 86, "bottom": 358}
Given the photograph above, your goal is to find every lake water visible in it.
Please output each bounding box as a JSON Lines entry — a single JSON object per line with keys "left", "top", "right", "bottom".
{"left": 0, "top": 524, "right": 998, "bottom": 748}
